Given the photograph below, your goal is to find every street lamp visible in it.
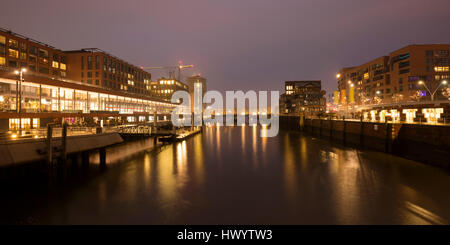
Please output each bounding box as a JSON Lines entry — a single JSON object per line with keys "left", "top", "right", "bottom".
{"left": 417, "top": 80, "right": 448, "bottom": 101}
{"left": 371, "top": 90, "right": 382, "bottom": 105}
{"left": 345, "top": 80, "right": 355, "bottom": 118}
{"left": 14, "top": 68, "right": 26, "bottom": 113}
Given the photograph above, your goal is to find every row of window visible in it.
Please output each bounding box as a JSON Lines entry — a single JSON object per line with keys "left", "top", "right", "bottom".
{"left": 80, "top": 55, "right": 150, "bottom": 82}
{"left": 426, "top": 50, "right": 449, "bottom": 57}
{"left": 0, "top": 34, "right": 66, "bottom": 70}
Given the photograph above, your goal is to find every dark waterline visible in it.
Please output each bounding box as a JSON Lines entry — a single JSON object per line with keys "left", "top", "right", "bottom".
{"left": 2, "top": 126, "right": 450, "bottom": 225}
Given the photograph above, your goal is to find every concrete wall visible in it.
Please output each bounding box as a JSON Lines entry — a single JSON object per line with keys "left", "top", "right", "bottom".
{"left": 0, "top": 132, "right": 123, "bottom": 167}
{"left": 280, "top": 116, "right": 450, "bottom": 168}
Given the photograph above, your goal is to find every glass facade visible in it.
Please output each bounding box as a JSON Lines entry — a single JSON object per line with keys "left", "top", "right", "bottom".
{"left": 0, "top": 78, "right": 175, "bottom": 115}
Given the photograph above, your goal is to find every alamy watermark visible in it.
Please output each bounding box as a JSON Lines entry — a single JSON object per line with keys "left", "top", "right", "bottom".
{"left": 171, "top": 84, "right": 279, "bottom": 137}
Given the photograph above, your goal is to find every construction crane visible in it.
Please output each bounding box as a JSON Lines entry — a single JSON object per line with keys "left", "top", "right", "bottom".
{"left": 141, "top": 62, "right": 194, "bottom": 82}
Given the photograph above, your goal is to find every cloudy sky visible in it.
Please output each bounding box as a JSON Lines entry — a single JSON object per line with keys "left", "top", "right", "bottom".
{"left": 1, "top": 0, "right": 450, "bottom": 97}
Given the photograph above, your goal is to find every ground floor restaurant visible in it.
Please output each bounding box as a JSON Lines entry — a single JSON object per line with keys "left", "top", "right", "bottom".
{"left": 341, "top": 101, "right": 450, "bottom": 124}
{"left": 0, "top": 77, "right": 176, "bottom": 131}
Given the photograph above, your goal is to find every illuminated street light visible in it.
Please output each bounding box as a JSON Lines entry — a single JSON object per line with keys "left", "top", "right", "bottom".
{"left": 336, "top": 73, "right": 341, "bottom": 78}
{"left": 15, "top": 68, "right": 26, "bottom": 114}
{"left": 417, "top": 80, "right": 448, "bottom": 101}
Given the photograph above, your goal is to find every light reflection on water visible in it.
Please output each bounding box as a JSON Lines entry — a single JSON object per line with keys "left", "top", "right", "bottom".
{"left": 5, "top": 126, "right": 450, "bottom": 225}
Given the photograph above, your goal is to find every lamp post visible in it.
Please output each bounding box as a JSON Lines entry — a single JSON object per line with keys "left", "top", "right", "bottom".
{"left": 417, "top": 80, "right": 448, "bottom": 101}
{"left": 14, "top": 68, "right": 26, "bottom": 113}
{"left": 376, "top": 90, "right": 381, "bottom": 96}
{"left": 14, "top": 68, "right": 26, "bottom": 133}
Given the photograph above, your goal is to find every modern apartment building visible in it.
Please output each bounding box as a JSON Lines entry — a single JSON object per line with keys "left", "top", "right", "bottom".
{"left": 148, "top": 78, "right": 188, "bottom": 101}
{"left": 0, "top": 28, "right": 175, "bottom": 131}
{"left": 65, "top": 48, "right": 152, "bottom": 96}
{"left": 336, "top": 44, "right": 450, "bottom": 106}
{"left": 0, "top": 27, "right": 68, "bottom": 81}
{"left": 280, "top": 80, "right": 326, "bottom": 117}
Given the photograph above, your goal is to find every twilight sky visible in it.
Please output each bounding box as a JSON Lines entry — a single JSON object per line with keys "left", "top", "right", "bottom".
{"left": 1, "top": 0, "right": 450, "bottom": 97}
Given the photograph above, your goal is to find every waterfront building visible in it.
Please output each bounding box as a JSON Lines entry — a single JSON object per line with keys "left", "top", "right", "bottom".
{"left": 280, "top": 80, "right": 326, "bottom": 117}
{"left": 186, "top": 75, "right": 207, "bottom": 113}
{"left": 0, "top": 28, "right": 176, "bottom": 131}
{"left": 65, "top": 48, "right": 152, "bottom": 96}
{"left": 149, "top": 78, "right": 188, "bottom": 102}
{"left": 335, "top": 44, "right": 450, "bottom": 122}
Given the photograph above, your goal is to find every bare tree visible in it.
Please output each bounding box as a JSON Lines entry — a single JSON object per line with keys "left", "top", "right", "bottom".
{"left": 392, "top": 93, "right": 404, "bottom": 103}
{"left": 410, "top": 91, "right": 422, "bottom": 102}
{"left": 443, "top": 87, "right": 450, "bottom": 100}
{"left": 372, "top": 96, "right": 382, "bottom": 104}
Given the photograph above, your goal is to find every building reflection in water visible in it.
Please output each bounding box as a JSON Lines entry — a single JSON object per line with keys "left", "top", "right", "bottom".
{"left": 329, "top": 149, "right": 362, "bottom": 224}
{"left": 252, "top": 125, "right": 257, "bottom": 162}
{"left": 241, "top": 125, "right": 246, "bottom": 153}
{"left": 4, "top": 126, "right": 450, "bottom": 225}
{"left": 282, "top": 133, "right": 298, "bottom": 203}
{"left": 216, "top": 125, "right": 221, "bottom": 155}
{"left": 193, "top": 134, "right": 205, "bottom": 186}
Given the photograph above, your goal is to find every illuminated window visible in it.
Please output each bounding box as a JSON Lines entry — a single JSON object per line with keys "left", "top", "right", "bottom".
{"left": 20, "top": 52, "right": 26, "bottom": 60}
{"left": 363, "top": 72, "right": 369, "bottom": 80}
{"left": 403, "top": 109, "right": 417, "bottom": 123}
{"left": 9, "top": 118, "right": 20, "bottom": 130}
{"left": 0, "top": 57, "right": 5, "bottom": 66}
{"left": 52, "top": 61, "right": 59, "bottom": 68}
{"left": 39, "top": 48, "right": 49, "bottom": 64}
{"left": 9, "top": 49, "right": 18, "bottom": 58}
{"left": 60, "top": 63, "right": 66, "bottom": 70}
{"left": 0, "top": 35, "right": 5, "bottom": 55}
{"left": 423, "top": 108, "right": 443, "bottom": 123}
{"left": 8, "top": 39, "right": 18, "bottom": 49}
{"left": 434, "top": 66, "right": 449, "bottom": 72}
{"left": 32, "top": 118, "right": 39, "bottom": 128}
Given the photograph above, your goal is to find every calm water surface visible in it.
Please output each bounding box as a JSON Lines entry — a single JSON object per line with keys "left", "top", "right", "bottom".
{"left": 3, "top": 126, "right": 450, "bottom": 224}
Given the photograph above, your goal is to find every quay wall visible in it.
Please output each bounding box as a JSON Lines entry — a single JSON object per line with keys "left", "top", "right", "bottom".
{"left": 279, "top": 116, "right": 450, "bottom": 168}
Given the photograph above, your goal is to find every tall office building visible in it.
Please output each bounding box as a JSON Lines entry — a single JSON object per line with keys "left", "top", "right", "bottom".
{"left": 186, "top": 75, "right": 207, "bottom": 114}
{"left": 149, "top": 77, "right": 188, "bottom": 102}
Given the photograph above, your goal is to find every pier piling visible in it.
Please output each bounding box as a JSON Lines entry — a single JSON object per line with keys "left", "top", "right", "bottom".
{"left": 99, "top": 148, "right": 106, "bottom": 168}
